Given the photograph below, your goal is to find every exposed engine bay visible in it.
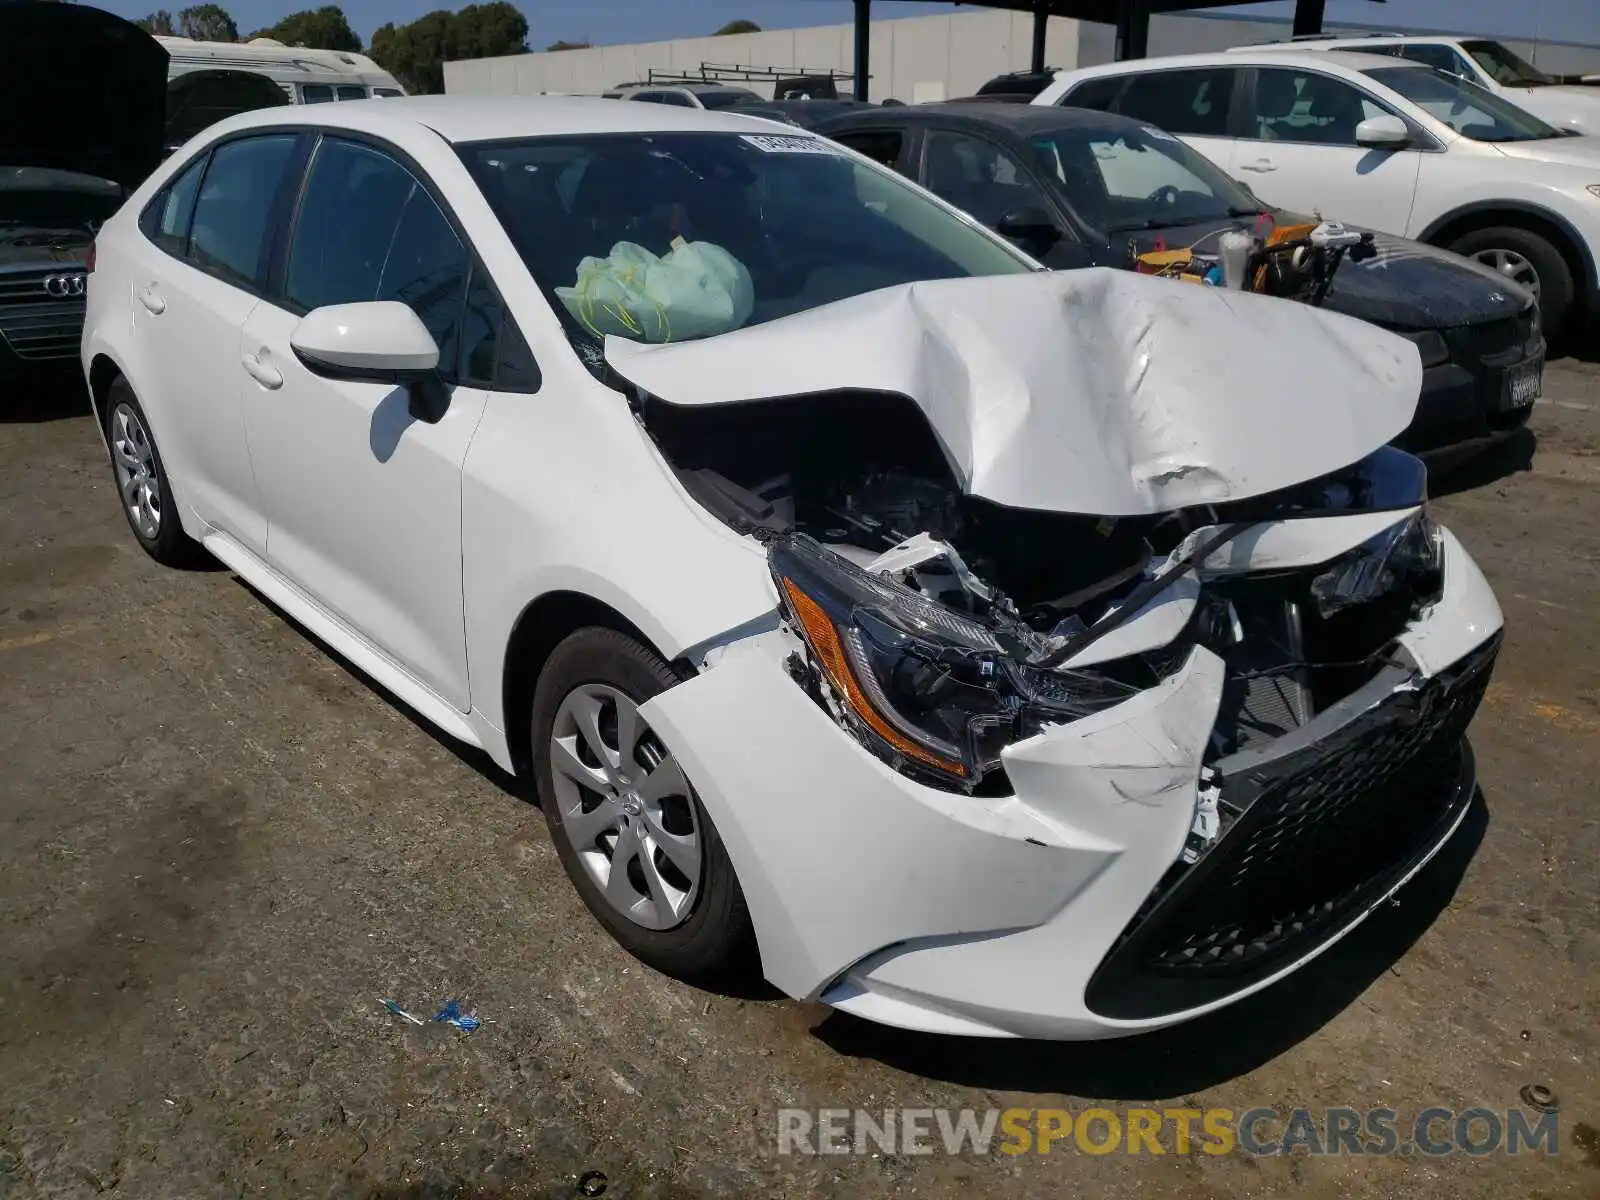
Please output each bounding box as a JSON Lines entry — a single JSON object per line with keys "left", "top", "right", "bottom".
{"left": 643, "top": 389, "right": 1447, "bottom": 800}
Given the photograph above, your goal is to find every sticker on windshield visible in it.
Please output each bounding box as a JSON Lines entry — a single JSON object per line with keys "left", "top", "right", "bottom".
{"left": 1141, "top": 126, "right": 1180, "bottom": 142}
{"left": 740, "top": 133, "right": 839, "bottom": 154}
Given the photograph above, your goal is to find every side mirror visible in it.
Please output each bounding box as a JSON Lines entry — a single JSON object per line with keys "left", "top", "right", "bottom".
{"left": 290, "top": 301, "right": 450, "bottom": 424}
{"left": 1354, "top": 114, "right": 1411, "bottom": 149}
{"left": 995, "top": 205, "right": 1061, "bottom": 248}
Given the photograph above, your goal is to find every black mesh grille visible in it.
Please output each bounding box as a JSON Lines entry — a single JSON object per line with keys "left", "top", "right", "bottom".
{"left": 0, "top": 269, "right": 85, "bottom": 361}
{"left": 1447, "top": 308, "right": 1538, "bottom": 362}
{"left": 1085, "top": 634, "right": 1498, "bottom": 1020}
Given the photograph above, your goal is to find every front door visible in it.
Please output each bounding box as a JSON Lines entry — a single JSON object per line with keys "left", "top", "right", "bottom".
{"left": 240, "top": 135, "right": 483, "bottom": 710}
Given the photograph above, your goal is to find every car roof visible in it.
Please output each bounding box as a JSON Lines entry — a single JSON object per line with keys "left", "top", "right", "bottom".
{"left": 820, "top": 102, "right": 1149, "bottom": 136}
{"left": 1056, "top": 47, "right": 1425, "bottom": 77}
{"left": 199, "top": 94, "right": 816, "bottom": 144}
{"left": 1237, "top": 33, "right": 1472, "bottom": 52}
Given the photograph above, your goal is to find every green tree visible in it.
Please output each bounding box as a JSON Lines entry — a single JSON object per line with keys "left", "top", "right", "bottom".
{"left": 370, "top": 3, "right": 528, "bottom": 94}
{"left": 254, "top": 5, "right": 360, "bottom": 51}
{"left": 546, "top": 39, "right": 590, "bottom": 51}
{"left": 177, "top": 3, "right": 239, "bottom": 41}
{"left": 713, "top": 19, "right": 760, "bottom": 35}
{"left": 137, "top": 9, "right": 178, "bottom": 34}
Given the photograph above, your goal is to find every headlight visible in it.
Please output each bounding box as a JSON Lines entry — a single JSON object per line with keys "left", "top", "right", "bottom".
{"left": 1309, "top": 508, "right": 1444, "bottom": 618}
{"left": 771, "top": 534, "right": 1139, "bottom": 791}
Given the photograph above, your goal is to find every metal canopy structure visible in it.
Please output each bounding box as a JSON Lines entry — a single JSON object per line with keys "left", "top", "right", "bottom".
{"left": 851, "top": 0, "right": 1384, "bottom": 99}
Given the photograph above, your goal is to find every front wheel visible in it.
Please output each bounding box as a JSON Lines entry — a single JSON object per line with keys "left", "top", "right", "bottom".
{"left": 1448, "top": 225, "right": 1575, "bottom": 340}
{"left": 530, "top": 627, "right": 756, "bottom": 982}
{"left": 103, "top": 377, "right": 206, "bottom": 568}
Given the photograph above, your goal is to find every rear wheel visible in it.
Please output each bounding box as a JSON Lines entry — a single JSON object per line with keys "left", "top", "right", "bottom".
{"left": 531, "top": 627, "right": 756, "bottom": 981}
{"left": 103, "top": 378, "right": 206, "bottom": 567}
{"left": 1448, "top": 225, "right": 1575, "bottom": 339}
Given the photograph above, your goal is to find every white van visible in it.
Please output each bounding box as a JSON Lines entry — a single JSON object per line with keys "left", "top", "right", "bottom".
{"left": 157, "top": 36, "right": 406, "bottom": 104}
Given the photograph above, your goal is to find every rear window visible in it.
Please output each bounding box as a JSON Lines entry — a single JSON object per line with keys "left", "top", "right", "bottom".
{"left": 1060, "top": 75, "right": 1126, "bottom": 112}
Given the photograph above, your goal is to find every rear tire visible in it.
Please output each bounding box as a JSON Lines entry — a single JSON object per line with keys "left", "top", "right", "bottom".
{"left": 103, "top": 377, "right": 207, "bottom": 568}
{"left": 1448, "top": 225, "right": 1575, "bottom": 340}
{"left": 530, "top": 626, "right": 757, "bottom": 982}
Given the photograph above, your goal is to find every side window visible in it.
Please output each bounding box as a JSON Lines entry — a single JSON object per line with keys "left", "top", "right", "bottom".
{"left": 1059, "top": 75, "right": 1126, "bottom": 112}
{"left": 378, "top": 187, "right": 469, "bottom": 375}
{"left": 187, "top": 134, "right": 299, "bottom": 290}
{"left": 1398, "top": 44, "right": 1474, "bottom": 77}
{"left": 285, "top": 137, "right": 469, "bottom": 377}
{"left": 457, "top": 266, "right": 541, "bottom": 392}
{"left": 286, "top": 139, "right": 414, "bottom": 311}
{"left": 921, "top": 129, "right": 1054, "bottom": 229}
{"left": 832, "top": 129, "right": 904, "bottom": 169}
{"left": 302, "top": 84, "right": 334, "bottom": 103}
{"left": 657, "top": 92, "right": 695, "bottom": 107}
{"left": 1246, "top": 69, "right": 1396, "bottom": 146}
{"left": 1116, "top": 68, "right": 1236, "bottom": 136}
{"left": 373, "top": 87, "right": 404, "bottom": 98}
{"left": 336, "top": 85, "right": 368, "bottom": 101}
{"left": 141, "top": 155, "right": 207, "bottom": 255}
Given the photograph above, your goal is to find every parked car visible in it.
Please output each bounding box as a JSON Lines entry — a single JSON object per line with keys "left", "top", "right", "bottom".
{"left": 159, "top": 35, "right": 406, "bottom": 103}
{"left": 1240, "top": 34, "right": 1600, "bottom": 133}
{"left": 974, "top": 69, "right": 1065, "bottom": 100}
{"left": 1032, "top": 50, "right": 1600, "bottom": 339}
{"left": 1, "top": 2, "right": 168, "bottom": 378}
{"left": 813, "top": 102, "right": 1543, "bottom": 456}
{"left": 84, "top": 97, "right": 1502, "bottom": 1040}
{"left": 602, "top": 83, "right": 762, "bottom": 109}
{"left": 720, "top": 98, "right": 877, "bottom": 129}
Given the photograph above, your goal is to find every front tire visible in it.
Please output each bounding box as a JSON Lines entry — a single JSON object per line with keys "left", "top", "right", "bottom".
{"left": 1448, "top": 225, "right": 1575, "bottom": 339}
{"left": 103, "top": 377, "right": 206, "bottom": 567}
{"left": 530, "top": 627, "right": 756, "bottom": 982}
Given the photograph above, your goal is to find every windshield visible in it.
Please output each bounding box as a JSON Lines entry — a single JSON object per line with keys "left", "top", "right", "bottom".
{"left": 458, "top": 132, "right": 1034, "bottom": 360}
{"left": 1365, "top": 66, "right": 1562, "bottom": 141}
{"left": 1026, "top": 123, "right": 1260, "bottom": 231}
{"left": 1461, "top": 39, "right": 1556, "bottom": 87}
{"left": 696, "top": 90, "right": 760, "bottom": 109}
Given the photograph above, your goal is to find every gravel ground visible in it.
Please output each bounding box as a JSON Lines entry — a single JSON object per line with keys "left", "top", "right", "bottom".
{"left": 1, "top": 360, "right": 1596, "bottom": 1199}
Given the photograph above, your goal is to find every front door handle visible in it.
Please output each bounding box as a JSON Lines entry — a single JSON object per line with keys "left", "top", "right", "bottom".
{"left": 137, "top": 285, "right": 165, "bottom": 314}
{"left": 1239, "top": 158, "right": 1278, "bottom": 173}
{"left": 242, "top": 351, "right": 283, "bottom": 390}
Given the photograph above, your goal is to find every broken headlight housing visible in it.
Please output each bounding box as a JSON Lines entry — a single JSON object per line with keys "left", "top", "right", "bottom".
{"left": 770, "top": 534, "right": 1141, "bottom": 792}
{"left": 1310, "top": 507, "right": 1444, "bottom": 618}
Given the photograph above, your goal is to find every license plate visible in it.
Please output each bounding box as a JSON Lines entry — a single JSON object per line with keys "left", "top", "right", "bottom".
{"left": 1504, "top": 358, "right": 1543, "bottom": 409}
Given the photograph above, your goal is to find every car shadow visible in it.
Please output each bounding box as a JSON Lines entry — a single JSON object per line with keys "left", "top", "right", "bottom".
{"left": 1425, "top": 427, "right": 1536, "bottom": 498}
{"left": 807, "top": 790, "right": 1488, "bottom": 1098}
{"left": 0, "top": 371, "right": 91, "bottom": 423}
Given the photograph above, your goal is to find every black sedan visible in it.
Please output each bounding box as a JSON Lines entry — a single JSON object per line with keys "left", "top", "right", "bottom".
{"left": 813, "top": 103, "right": 1545, "bottom": 456}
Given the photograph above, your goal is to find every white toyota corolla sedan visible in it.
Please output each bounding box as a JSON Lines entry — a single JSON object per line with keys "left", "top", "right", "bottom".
{"left": 82, "top": 97, "right": 1504, "bottom": 1040}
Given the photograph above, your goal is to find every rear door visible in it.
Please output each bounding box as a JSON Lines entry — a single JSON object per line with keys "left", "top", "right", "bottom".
{"left": 1233, "top": 65, "right": 1424, "bottom": 235}
{"left": 128, "top": 132, "right": 304, "bottom": 555}
{"left": 1108, "top": 66, "right": 1244, "bottom": 174}
{"left": 238, "top": 134, "right": 486, "bottom": 710}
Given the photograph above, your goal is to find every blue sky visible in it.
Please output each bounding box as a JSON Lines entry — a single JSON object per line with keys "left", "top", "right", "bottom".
{"left": 98, "top": 0, "right": 1599, "bottom": 54}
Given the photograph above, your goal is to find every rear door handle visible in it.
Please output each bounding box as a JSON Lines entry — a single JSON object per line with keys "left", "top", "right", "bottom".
{"left": 1239, "top": 159, "right": 1277, "bottom": 173}
{"left": 242, "top": 352, "right": 283, "bottom": 390}
{"left": 137, "top": 285, "right": 165, "bottom": 314}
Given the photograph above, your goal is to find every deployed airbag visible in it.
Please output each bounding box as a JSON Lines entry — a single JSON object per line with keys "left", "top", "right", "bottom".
{"left": 607, "top": 268, "right": 1421, "bottom": 516}
{"left": 558, "top": 239, "right": 754, "bottom": 343}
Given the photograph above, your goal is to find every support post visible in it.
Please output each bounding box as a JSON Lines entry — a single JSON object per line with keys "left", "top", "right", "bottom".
{"left": 1293, "top": 0, "right": 1327, "bottom": 37}
{"left": 854, "top": 0, "right": 871, "bottom": 101}
{"left": 1031, "top": 2, "right": 1049, "bottom": 73}
{"left": 1113, "top": 0, "right": 1149, "bottom": 61}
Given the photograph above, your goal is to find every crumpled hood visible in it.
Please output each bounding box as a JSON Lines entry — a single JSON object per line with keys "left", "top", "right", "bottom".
{"left": 607, "top": 268, "right": 1421, "bottom": 516}
{"left": 0, "top": 3, "right": 169, "bottom": 188}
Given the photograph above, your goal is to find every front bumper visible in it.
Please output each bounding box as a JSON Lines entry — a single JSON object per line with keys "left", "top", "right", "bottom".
{"left": 1394, "top": 312, "right": 1543, "bottom": 455}
{"left": 640, "top": 524, "right": 1503, "bottom": 1040}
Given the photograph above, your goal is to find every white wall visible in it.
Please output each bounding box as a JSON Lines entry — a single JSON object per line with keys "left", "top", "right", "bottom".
{"left": 444, "top": 9, "right": 1078, "bottom": 102}
{"left": 444, "top": 8, "right": 1600, "bottom": 100}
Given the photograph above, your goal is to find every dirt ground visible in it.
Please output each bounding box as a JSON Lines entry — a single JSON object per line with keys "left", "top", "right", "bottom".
{"left": 1, "top": 359, "right": 1596, "bottom": 1200}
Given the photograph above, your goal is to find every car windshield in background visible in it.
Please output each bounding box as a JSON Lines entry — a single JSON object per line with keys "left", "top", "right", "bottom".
{"left": 1366, "top": 66, "right": 1562, "bottom": 141}
{"left": 1027, "top": 124, "right": 1260, "bottom": 232}
{"left": 696, "top": 90, "right": 760, "bottom": 109}
{"left": 1461, "top": 39, "right": 1556, "bottom": 87}
{"left": 458, "top": 131, "right": 1033, "bottom": 358}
